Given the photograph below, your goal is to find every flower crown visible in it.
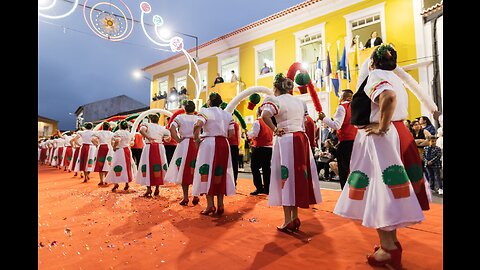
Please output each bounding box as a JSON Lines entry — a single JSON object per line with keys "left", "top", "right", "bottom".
{"left": 376, "top": 43, "right": 395, "bottom": 60}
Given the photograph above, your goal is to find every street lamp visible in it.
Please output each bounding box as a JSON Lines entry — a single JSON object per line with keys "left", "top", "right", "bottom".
{"left": 133, "top": 69, "right": 154, "bottom": 103}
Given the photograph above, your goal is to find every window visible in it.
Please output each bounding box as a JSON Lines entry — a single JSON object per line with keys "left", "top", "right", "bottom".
{"left": 158, "top": 77, "right": 168, "bottom": 96}
{"left": 294, "top": 23, "right": 325, "bottom": 87}
{"left": 221, "top": 56, "right": 239, "bottom": 82}
{"left": 344, "top": 3, "right": 386, "bottom": 51}
{"left": 254, "top": 40, "right": 275, "bottom": 80}
{"left": 175, "top": 75, "right": 187, "bottom": 90}
{"left": 43, "top": 125, "right": 49, "bottom": 137}
{"left": 216, "top": 48, "right": 239, "bottom": 83}
{"left": 198, "top": 62, "right": 208, "bottom": 93}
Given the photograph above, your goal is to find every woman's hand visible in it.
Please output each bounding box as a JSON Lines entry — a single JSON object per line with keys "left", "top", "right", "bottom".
{"left": 194, "top": 137, "right": 202, "bottom": 148}
{"left": 274, "top": 127, "right": 285, "bottom": 137}
{"left": 365, "top": 123, "right": 388, "bottom": 136}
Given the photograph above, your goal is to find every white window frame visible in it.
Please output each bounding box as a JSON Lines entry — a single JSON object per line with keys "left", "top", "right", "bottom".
{"left": 254, "top": 40, "right": 275, "bottom": 81}
{"left": 216, "top": 47, "right": 240, "bottom": 80}
{"left": 294, "top": 22, "right": 326, "bottom": 64}
{"left": 157, "top": 75, "right": 169, "bottom": 95}
{"left": 344, "top": 2, "right": 387, "bottom": 49}
{"left": 197, "top": 62, "right": 209, "bottom": 94}
{"left": 173, "top": 69, "right": 187, "bottom": 90}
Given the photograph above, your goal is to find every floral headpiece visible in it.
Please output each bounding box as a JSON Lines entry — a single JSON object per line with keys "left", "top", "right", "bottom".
{"left": 375, "top": 43, "right": 395, "bottom": 60}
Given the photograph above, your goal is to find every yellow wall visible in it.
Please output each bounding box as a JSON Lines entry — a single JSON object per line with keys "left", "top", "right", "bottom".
{"left": 150, "top": 0, "right": 422, "bottom": 121}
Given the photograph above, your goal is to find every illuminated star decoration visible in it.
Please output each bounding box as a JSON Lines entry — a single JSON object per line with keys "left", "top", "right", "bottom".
{"left": 83, "top": 0, "right": 134, "bottom": 42}
{"left": 139, "top": 1, "right": 202, "bottom": 99}
{"left": 38, "top": 0, "right": 79, "bottom": 19}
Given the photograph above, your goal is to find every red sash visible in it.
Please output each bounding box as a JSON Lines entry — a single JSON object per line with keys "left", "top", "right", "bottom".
{"left": 94, "top": 144, "right": 109, "bottom": 172}
{"left": 148, "top": 142, "right": 163, "bottom": 186}
{"left": 78, "top": 144, "right": 91, "bottom": 171}
{"left": 123, "top": 147, "right": 133, "bottom": 182}
{"left": 393, "top": 121, "right": 430, "bottom": 211}
{"left": 57, "top": 147, "right": 64, "bottom": 165}
{"left": 71, "top": 147, "right": 80, "bottom": 168}
{"left": 208, "top": 137, "right": 229, "bottom": 195}
{"left": 64, "top": 146, "right": 73, "bottom": 167}
{"left": 293, "top": 132, "right": 317, "bottom": 208}
{"left": 181, "top": 138, "right": 198, "bottom": 185}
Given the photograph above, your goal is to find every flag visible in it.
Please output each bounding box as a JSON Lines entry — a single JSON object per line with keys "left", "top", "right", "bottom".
{"left": 336, "top": 44, "right": 341, "bottom": 74}
{"left": 315, "top": 57, "right": 323, "bottom": 89}
{"left": 339, "top": 45, "right": 347, "bottom": 72}
{"left": 325, "top": 51, "right": 332, "bottom": 77}
{"left": 332, "top": 73, "right": 340, "bottom": 97}
{"left": 353, "top": 37, "right": 359, "bottom": 76}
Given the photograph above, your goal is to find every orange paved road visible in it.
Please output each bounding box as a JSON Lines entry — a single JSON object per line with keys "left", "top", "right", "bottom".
{"left": 38, "top": 165, "right": 443, "bottom": 269}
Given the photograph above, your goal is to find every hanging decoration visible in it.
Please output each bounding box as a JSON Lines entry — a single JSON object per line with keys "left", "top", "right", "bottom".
{"left": 83, "top": 0, "right": 134, "bottom": 42}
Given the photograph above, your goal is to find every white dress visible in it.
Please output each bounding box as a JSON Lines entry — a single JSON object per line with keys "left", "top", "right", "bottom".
{"left": 164, "top": 114, "right": 198, "bottom": 185}
{"left": 73, "top": 130, "right": 97, "bottom": 172}
{"left": 192, "top": 107, "right": 236, "bottom": 196}
{"left": 92, "top": 130, "right": 115, "bottom": 172}
{"left": 105, "top": 130, "right": 137, "bottom": 183}
{"left": 333, "top": 69, "right": 426, "bottom": 230}
{"left": 135, "top": 123, "right": 170, "bottom": 186}
{"left": 260, "top": 94, "right": 322, "bottom": 208}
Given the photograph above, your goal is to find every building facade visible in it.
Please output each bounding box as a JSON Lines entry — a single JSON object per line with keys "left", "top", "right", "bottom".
{"left": 143, "top": 0, "right": 443, "bottom": 129}
{"left": 74, "top": 95, "right": 148, "bottom": 129}
{"left": 38, "top": 115, "right": 58, "bottom": 138}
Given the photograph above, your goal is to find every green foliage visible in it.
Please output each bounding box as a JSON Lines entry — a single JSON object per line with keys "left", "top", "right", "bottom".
{"left": 382, "top": 165, "right": 409, "bottom": 186}
{"left": 199, "top": 164, "right": 209, "bottom": 175}
{"left": 214, "top": 166, "right": 224, "bottom": 176}
{"left": 153, "top": 164, "right": 162, "bottom": 172}
{"left": 114, "top": 165, "right": 123, "bottom": 172}
{"left": 281, "top": 165, "right": 288, "bottom": 179}
{"left": 348, "top": 171, "right": 369, "bottom": 188}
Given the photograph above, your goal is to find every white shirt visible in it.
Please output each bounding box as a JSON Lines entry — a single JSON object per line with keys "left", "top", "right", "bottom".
{"left": 261, "top": 94, "right": 306, "bottom": 133}
{"left": 113, "top": 129, "right": 133, "bottom": 148}
{"left": 247, "top": 120, "right": 260, "bottom": 138}
{"left": 197, "top": 107, "right": 234, "bottom": 137}
{"left": 365, "top": 69, "right": 409, "bottom": 123}
{"left": 93, "top": 130, "right": 114, "bottom": 144}
{"left": 77, "top": 130, "right": 94, "bottom": 145}
{"left": 322, "top": 101, "right": 349, "bottom": 130}
{"left": 171, "top": 114, "right": 196, "bottom": 138}
{"left": 140, "top": 123, "right": 170, "bottom": 143}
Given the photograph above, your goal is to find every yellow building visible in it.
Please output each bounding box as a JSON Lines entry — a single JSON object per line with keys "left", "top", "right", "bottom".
{"left": 38, "top": 115, "right": 58, "bottom": 138}
{"left": 143, "top": 0, "right": 442, "bottom": 129}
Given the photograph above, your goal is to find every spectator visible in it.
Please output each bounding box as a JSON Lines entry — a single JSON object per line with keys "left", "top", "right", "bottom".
{"left": 260, "top": 63, "right": 272, "bottom": 75}
{"left": 364, "top": 31, "right": 383, "bottom": 48}
{"left": 422, "top": 135, "right": 443, "bottom": 195}
{"left": 349, "top": 35, "right": 363, "bottom": 52}
{"left": 403, "top": 119, "right": 412, "bottom": 133}
{"left": 418, "top": 115, "right": 436, "bottom": 135}
{"left": 411, "top": 119, "right": 431, "bottom": 157}
{"left": 213, "top": 73, "right": 224, "bottom": 86}
{"left": 316, "top": 139, "right": 336, "bottom": 180}
{"left": 230, "top": 70, "right": 238, "bottom": 82}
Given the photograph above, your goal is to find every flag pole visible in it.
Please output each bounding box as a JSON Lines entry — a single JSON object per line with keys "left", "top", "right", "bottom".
{"left": 345, "top": 37, "right": 350, "bottom": 89}
{"left": 327, "top": 43, "right": 331, "bottom": 92}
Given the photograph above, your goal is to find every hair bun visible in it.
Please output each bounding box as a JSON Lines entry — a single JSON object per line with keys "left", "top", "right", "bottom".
{"left": 282, "top": 78, "right": 294, "bottom": 91}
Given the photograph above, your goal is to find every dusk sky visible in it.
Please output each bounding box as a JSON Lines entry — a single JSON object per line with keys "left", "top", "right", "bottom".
{"left": 38, "top": 0, "right": 305, "bottom": 130}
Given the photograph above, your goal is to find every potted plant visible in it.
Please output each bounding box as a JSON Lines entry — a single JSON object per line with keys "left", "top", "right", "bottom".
{"left": 88, "top": 158, "right": 94, "bottom": 168}
{"left": 199, "top": 164, "right": 209, "bottom": 182}
{"left": 97, "top": 156, "right": 106, "bottom": 168}
{"left": 189, "top": 159, "right": 196, "bottom": 175}
{"left": 153, "top": 164, "right": 162, "bottom": 178}
{"left": 107, "top": 156, "right": 112, "bottom": 166}
{"left": 114, "top": 165, "right": 123, "bottom": 177}
{"left": 406, "top": 163, "right": 424, "bottom": 194}
{"left": 348, "top": 171, "right": 369, "bottom": 200}
{"left": 383, "top": 165, "right": 410, "bottom": 199}
{"left": 175, "top": 157, "right": 182, "bottom": 168}
{"left": 141, "top": 164, "right": 147, "bottom": 177}
{"left": 281, "top": 165, "right": 288, "bottom": 189}
{"left": 214, "top": 166, "right": 224, "bottom": 184}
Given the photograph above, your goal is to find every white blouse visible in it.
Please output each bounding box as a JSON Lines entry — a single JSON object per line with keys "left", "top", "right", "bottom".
{"left": 171, "top": 114, "right": 196, "bottom": 138}
{"left": 93, "top": 130, "right": 114, "bottom": 145}
{"left": 197, "top": 107, "right": 234, "bottom": 137}
{"left": 140, "top": 123, "right": 170, "bottom": 143}
{"left": 261, "top": 94, "right": 306, "bottom": 133}
{"left": 77, "top": 130, "right": 94, "bottom": 145}
{"left": 113, "top": 129, "right": 133, "bottom": 148}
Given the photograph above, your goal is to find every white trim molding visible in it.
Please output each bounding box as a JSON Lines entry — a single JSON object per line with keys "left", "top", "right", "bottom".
{"left": 294, "top": 22, "right": 326, "bottom": 63}
{"left": 197, "top": 62, "right": 209, "bottom": 93}
{"left": 254, "top": 40, "right": 276, "bottom": 81}
{"left": 344, "top": 2, "right": 386, "bottom": 48}
{"left": 144, "top": 0, "right": 363, "bottom": 75}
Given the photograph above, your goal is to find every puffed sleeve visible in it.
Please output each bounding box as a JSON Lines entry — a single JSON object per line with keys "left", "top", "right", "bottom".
{"left": 259, "top": 95, "right": 280, "bottom": 116}
{"left": 197, "top": 107, "right": 209, "bottom": 124}
{"left": 365, "top": 69, "right": 394, "bottom": 104}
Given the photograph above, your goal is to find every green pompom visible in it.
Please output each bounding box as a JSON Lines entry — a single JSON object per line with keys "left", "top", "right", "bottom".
{"left": 248, "top": 93, "right": 261, "bottom": 104}
{"left": 294, "top": 72, "right": 311, "bottom": 86}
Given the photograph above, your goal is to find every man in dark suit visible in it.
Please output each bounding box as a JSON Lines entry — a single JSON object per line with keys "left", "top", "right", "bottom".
{"left": 364, "top": 31, "right": 383, "bottom": 48}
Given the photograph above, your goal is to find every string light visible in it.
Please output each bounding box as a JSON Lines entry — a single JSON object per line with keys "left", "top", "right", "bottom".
{"left": 38, "top": 0, "right": 79, "bottom": 19}
{"left": 83, "top": 0, "right": 133, "bottom": 42}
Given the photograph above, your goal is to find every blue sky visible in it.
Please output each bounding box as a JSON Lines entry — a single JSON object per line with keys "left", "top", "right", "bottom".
{"left": 38, "top": 0, "right": 305, "bottom": 130}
